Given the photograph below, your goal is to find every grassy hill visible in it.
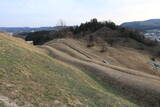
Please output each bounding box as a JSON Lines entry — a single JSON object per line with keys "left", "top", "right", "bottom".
{"left": 0, "top": 33, "right": 142, "bottom": 107}
{"left": 42, "top": 38, "right": 160, "bottom": 106}
{"left": 1, "top": 32, "right": 160, "bottom": 107}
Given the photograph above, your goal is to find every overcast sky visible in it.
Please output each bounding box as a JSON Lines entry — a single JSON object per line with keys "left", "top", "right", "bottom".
{"left": 0, "top": 0, "right": 160, "bottom": 27}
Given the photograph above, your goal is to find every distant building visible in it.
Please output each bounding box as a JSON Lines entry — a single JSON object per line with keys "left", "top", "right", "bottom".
{"left": 4, "top": 32, "right": 13, "bottom": 36}
{"left": 26, "top": 41, "right": 33, "bottom": 44}
{"left": 31, "top": 30, "right": 35, "bottom": 32}
{"left": 144, "top": 29, "right": 160, "bottom": 42}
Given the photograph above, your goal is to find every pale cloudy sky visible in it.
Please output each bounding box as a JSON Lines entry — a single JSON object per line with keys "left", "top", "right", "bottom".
{"left": 0, "top": 0, "right": 160, "bottom": 27}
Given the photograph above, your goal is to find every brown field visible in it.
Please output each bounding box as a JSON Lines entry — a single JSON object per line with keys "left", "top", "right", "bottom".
{"left": 0, "top": 33, "right": 160, "bottom": 106}
{"left": 43, "top": 38, "right": 160, "bottom": 106}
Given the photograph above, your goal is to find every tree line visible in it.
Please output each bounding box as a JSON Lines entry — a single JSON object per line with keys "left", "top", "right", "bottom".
{"left": 25, "top": 18, "right": 158, "bottom": 47}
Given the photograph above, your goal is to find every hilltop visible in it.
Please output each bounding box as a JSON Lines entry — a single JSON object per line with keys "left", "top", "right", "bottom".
{"left": 121, "top": 19, "right": 160, "bottom": 30}
{"left": 25, "top": 19, "right": 160, "bottom": 57}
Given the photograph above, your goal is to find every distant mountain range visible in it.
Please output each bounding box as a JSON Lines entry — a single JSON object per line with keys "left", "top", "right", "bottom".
{"left": 0, "top": 26, "right": 64, "bottom": 33}
{"left": 121, "top": 19, "right": 160, "bottom": 30}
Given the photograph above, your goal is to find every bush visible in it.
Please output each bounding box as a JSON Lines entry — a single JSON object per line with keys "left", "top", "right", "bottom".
{"left": 25, "top": 30, "right": 67, "bottom": 45}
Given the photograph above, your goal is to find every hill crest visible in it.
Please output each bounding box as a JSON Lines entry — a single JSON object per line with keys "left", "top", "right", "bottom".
{"left": 121, "top": 19, "right": 160, "bottom": 30}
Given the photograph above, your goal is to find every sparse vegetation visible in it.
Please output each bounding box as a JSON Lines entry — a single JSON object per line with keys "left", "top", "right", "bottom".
{"left": 0, "top": 33, "right": 141, "bottom": 107}
{"left": 44, "top": 38, "right": 160, "bottom": 107}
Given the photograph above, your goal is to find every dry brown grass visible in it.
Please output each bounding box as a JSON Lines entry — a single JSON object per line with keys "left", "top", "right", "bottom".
{"left": 0, "top": 33, "right": 140, "bottom": 107}
{"left": 43, "top": 38, "right": 160, "bottom": 106}
{"left": 1, "top": 32, "right": 160, "bottom": 106}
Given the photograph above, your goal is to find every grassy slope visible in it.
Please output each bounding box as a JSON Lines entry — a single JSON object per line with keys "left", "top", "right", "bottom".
{"left": 46, "top": 39, "right": 154, "bottom": 74}
{"left": 44, "top": 38, "right": 160, "bottom": 107}
{"left": 0, "top": 33, "right": 139, "bottom": 106}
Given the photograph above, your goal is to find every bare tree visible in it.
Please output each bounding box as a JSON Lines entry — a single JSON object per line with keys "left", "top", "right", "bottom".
{"left": 56, "top": 19, "right": 66, "bottom": 27}
{"left": 55, "top": 19, "right": 67, "bottom": 38}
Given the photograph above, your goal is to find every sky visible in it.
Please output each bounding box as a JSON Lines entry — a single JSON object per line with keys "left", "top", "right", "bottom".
{"left": 0, "top": 0, "right": 160, "bottom": 27}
